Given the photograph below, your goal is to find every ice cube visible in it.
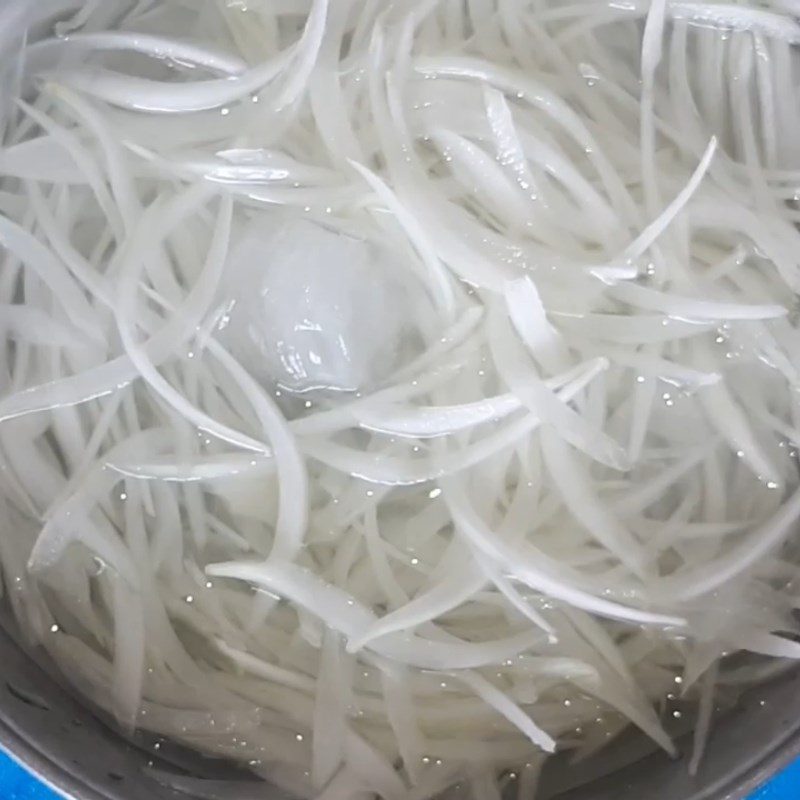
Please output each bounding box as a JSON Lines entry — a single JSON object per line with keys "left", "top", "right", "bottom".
{"left": 218, "top": 218, "right": 418, "bottom": 394}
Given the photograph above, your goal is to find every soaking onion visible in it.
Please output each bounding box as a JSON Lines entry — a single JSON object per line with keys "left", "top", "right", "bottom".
{"left": 1, "top": 2, "right": 800, "bottom": 799}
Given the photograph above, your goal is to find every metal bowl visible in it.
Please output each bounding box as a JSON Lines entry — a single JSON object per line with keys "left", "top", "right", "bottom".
{"left": 1, "top": 604, "right": 800, "bottom": 800}
{"left": 2, "top": 2, "right": 800, "bottom": 799}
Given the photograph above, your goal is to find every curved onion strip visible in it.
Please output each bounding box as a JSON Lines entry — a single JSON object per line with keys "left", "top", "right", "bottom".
{"left": 29, "top": 32, "right": 248, "bottom": 75}
{"left": 45, "top": 50, "right": 296, "bottom": 113}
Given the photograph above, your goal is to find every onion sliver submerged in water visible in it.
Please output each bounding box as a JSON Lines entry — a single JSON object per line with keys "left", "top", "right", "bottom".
{"left": 1, "top": 1, "right": 800, "bottom": 799}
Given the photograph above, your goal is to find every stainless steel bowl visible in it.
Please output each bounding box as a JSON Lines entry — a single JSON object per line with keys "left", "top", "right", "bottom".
{"left": 2, "top": 602, "right": 800, "bottom": 800}
{"left": 2, "top": 3, "right": 800, "bottom": 799}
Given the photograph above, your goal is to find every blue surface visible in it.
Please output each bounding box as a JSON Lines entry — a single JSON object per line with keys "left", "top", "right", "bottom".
{"left": 749, "top": 759, "right": 800, "bottom": 800}
{"left": 1, "top": 749, "right": 799, "bottom": 800}
{"left": 0, "top": 752, "right": 58, "bottom": 800}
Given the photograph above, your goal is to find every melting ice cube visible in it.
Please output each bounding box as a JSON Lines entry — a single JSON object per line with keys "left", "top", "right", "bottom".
{"left": 218, "top": 218, "right": 421, "bottom": 394}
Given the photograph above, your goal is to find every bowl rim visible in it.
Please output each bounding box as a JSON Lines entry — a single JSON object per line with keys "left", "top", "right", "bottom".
{"left": 0, "top": 720, "right": 92, "bottom": 800}
{"left": 2, "top": 709, "right": 800, "bottom": 800}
